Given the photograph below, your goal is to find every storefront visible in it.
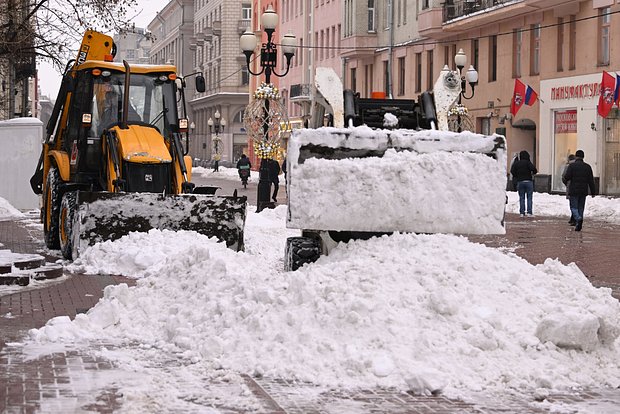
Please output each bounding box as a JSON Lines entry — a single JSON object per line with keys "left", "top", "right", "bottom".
{"left": 539, "top": 73, "right": 620, "bottom": 195}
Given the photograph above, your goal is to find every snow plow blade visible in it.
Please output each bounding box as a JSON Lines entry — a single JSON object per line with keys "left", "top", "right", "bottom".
{"left": 286, "top": 126, "right": 507, "bottom": 235}
{"left": 71, "top": 191, "right": 246, "bottom": 257}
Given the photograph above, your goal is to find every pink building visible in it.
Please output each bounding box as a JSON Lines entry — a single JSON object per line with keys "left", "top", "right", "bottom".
{"left": 279, "top": 0, "right": 343, "bottom": 131}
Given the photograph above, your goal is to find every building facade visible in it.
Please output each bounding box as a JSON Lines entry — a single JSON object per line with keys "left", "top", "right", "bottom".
{"left": 189, "top": 0, "right": 252, "bottom": 166}
{"left": 338, "top": 0, "right": 620, "bottom": 195}
{"left": 279, "top": 0, "right": 343, "bottom": 131}
{"left": 0, "top": 0, "right": 36, "bottom": 119}
{"left": 113, "top": 27, "right": 153, "bottom": 65}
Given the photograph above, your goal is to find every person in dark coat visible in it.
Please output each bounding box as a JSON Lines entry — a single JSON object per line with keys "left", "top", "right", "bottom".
{"left": 268, "top": 158, "right": 281, "bottom": 202}
{"left": 510, "top": 150, "right": 538, "bottom": 217}
{"left": 562, "top": 154, "right": 576, "bottom": 225}
{"left": 562, "top": 149, "right": 596, "bottom": 231}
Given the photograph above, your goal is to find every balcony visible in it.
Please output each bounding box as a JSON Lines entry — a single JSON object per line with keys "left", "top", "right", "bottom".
{"left": 212, "top": 20, "right": 221, "bottom": 37}
{"left": 290, "top": 84, "right": 312, "bottom": 101}
{"left": 340, "top": 34, "right": 377, "bottom": 59}
{"left": 238, "top": 19, "right": 251, "bottom": 34}
{"left": 443, "top": 0, "right": 506, "bottom": 22}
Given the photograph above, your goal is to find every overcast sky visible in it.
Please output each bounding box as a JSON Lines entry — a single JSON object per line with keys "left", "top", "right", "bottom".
{"left": 38, "top": 0, "right": 170, "bottom": 98}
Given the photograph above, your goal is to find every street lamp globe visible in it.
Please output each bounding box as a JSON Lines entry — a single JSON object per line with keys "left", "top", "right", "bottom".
{"left": 221, "top": 118, "right": 227, "bottom": 128}
{"left": 454, "top": 48, "right": 467, "bottom": 70}
{"left": 215, "top": 110, "right": 221, "bottom": 120}
{"left": 207, "top": 117, "right": 214, "bottom": 127}
{"left": 281, "top": 32, "right": 297, "bottom": 55}
{"left": 261, "top": 5, "right": 278, "bottom": 31}
{"left": 240, "top": 30, "right": 257, "bottom": 53}
{"left": 466, "top": 65, "right": 479, "bottom": 85}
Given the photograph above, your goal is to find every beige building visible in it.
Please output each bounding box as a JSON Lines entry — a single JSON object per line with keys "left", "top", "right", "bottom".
{"left": 189, "top": 0, "right": 252, "bottom": 166}
{"left": 113, "top": 27, "right": 153, "bottom": 65}
{"left": 340, "top": 0, "right": 620, "bottom": 195}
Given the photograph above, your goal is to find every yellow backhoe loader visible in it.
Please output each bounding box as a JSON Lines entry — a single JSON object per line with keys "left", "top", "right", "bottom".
{"left": 30, "top": 30, "right": 246, "bottom": 259}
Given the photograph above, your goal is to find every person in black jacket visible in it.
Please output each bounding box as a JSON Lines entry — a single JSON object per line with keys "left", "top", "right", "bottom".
{"left": 268, "top": 158, "right": 281, "bottom": 202}
{"left": 562, "top": 149, "right": 596, "bottom": 231}
{"left": 510, "top": 150, "right": 538, "bottom": 217}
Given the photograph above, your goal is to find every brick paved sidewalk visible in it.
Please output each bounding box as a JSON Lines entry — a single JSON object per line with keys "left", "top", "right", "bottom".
{"left": 1, "top": 214, "right": 620, "bottom": 413}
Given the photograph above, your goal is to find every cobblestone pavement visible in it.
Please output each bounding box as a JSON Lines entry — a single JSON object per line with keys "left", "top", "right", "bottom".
{"left": 1, "top": 211, "right": 620, "bottom": 413}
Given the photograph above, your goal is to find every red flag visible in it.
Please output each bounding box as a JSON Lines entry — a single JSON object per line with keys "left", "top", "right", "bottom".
{"left": 614, "top": 73, "right": 620, "bottom": 107}
{"left": 525, "top": 85, "right": 538, "bottom": 106}
{"left": 598, "top": 71, "right": 616, "bottom": 118}
{"left": 510, "top": 79, "right": 526, "bottom": 116}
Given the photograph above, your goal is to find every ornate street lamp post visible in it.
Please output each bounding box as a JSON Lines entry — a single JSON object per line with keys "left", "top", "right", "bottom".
{"left": 448, "top": 48, "right": 478, "bottom": 132}
{"left": 240, "top": 5, "right": 296, "bottom": 212}
{"left": 208, "top": 110, "right": 226, "bottom": 172}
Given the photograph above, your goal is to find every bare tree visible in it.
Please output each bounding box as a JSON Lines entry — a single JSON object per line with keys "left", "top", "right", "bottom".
{"left": 1, "top": 0, "right": 138, "bottom": 71}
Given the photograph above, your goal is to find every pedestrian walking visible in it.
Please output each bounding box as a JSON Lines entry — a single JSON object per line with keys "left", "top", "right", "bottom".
{"left": 268, "top": 158, "right": 281, "bottom": 202}
{"left": 510, "top": 150, "right": 538, "bottom": 217}
{"left": 213, "top": 153, "right": 221, "bottom": 172}
{"left": 282, "top": 156, "right": 288, "bottom": 196}
{"left": 562, "top": 149, "right": 596, "bottom": 231}
{"left": 562, "top": 154, "right": 576, "bottom": 225}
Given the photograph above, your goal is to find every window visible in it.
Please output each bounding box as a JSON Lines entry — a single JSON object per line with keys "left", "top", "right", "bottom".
{"left": 489, "top": 35, "right": 497, "bottom": 82}
{"left": 471, "top": 39, "right": 479, "bottom": 72}
{"left": 351, "top": 68, "right": 357, "bottom": 91}
{"left": 530, "top": 24, "right": 540, "bottom": 75}
{"left": 426, "top": 50, "right": 433, "bottom": 91}
{"left": 365, "top": 64, "right": 373, "bottom": 97}
{"left": 557, "top": 18, "right": 564, "bottom": 72}
{"left": 383, "top": 60, "right": 389, "bottom": 95}
{"left": 398, "top": 57, "right": 405, "bottom": 96}
{"left": 569, "top": 15, "right": 576, "bottom": 70}
{"left": 368, "top": 0, "right": 376, "bottom": 32}
{"left": 241, "top": 67, "right": 249, "bottom": 86}
{"left": 242, "top": 4, "right": 251, "bottom": 20}
{"left": 422, "top": 0, "right": 429, "bottom": 9}
{"left": 599, "top": 7, "right": 611, "bottom": 66}
{"left": 415, "top": 53, "right": 422, "bottom": 93}
{"left": 513, "top": 29, "right": 522, "bottom": 78}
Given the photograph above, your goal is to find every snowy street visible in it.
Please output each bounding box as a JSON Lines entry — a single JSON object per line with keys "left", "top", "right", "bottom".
{"left": 2, "top": 189, "right": 620, "bottom": 412}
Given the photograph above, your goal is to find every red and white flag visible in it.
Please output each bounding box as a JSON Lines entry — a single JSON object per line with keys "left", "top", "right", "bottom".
{"left": 598, "top": 71, "right": 616, "bottom": 118}
{"left": 510, "top": 79, "right": 526, "bottom": 116}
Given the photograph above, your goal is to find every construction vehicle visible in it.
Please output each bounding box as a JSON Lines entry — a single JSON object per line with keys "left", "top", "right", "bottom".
{"left": 30, "top": 30, "right": 246, "bottom": 259}
{"left": 284, "top": 68, "right": 507, "bottom": 271}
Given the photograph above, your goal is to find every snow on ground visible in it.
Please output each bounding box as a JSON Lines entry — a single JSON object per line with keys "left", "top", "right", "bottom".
{"left": 20, "top": 196, "right": 620, "bottom": 405}
{"left": 1, "top": 188, "right": 620, "bottom": 409}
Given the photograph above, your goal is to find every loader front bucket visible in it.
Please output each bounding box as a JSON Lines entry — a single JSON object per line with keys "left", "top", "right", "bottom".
{"left": 286, "top": 126, "right": 507, "bottom": 235}
{"left": 68, "top": 191, "right": 246, "bottom": 258}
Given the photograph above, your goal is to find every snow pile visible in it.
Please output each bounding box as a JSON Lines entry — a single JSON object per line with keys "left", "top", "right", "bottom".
{"left": 287, "top": 126, "right": 507, "bottom": 234}
{"left": 29, "top": 206, "right": 620, "bottom": 397}
{"left": 0, "top": 196, "right": 25, "bottom": 220}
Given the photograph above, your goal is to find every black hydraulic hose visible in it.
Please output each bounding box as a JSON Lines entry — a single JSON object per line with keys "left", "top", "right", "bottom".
{"left": 121, "top": 60, "right": 131, "bottom": 129}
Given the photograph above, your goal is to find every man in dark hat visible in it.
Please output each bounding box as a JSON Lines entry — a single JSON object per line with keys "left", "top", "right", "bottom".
{"left": 562, "top": 149, "right": 597, "bottom": 231}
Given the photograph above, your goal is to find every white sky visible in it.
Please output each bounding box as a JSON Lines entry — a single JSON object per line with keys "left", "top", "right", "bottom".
{"left": 2, "top": 163, "right": 620, "bottom": 411}
{"left": 37, "top": 0, "right": 171, "bottom": 98}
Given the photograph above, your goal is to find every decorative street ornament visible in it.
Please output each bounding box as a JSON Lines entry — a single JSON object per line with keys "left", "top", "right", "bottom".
{"left": 243, "top": 82, "right": 289, "bottom": 160}
{"left": 447, "top": 103, "right": 474, "bottom": 132}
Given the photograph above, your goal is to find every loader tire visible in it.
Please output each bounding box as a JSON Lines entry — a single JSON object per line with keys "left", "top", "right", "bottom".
{"left": 59, "top": 191, "right": 78, "bottom": 260}
{"left": 284, "top": 237, "right": 321, "bottom": 271}
{"left": 43, "top": 167, "right": 61, "bottom": 249}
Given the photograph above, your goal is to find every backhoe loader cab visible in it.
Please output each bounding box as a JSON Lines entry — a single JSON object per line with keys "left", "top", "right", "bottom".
{"left": 60, "top": 62, "right": 183, "bottom": 193}
{"left": 31, "top": 31, "right": 246, "bottom": 260}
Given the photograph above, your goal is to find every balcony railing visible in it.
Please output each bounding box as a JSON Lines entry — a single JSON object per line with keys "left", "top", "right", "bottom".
{"left": 290, "top": 84, "right": 312, "bottom": 100}
{"left": 238, "top": 19, "right": 250, "bottom": 34}
{"left": 443, "top": 0, "right": 507, "bottom": 22}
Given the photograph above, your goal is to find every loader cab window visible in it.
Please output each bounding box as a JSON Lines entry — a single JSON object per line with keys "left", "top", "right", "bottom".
{"left": 90, "top": 72, "right": 178, "bottom": 137}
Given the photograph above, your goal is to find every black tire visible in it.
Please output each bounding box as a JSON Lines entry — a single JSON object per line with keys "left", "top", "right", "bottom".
{"left": 43, "top": 167, "right": 62, "bottom": 249}
{"left": 284, "top": 236, "right": 322, "bottom": 271}
{"left": 59, "top": 191, "right": 78, "bottom": 260}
